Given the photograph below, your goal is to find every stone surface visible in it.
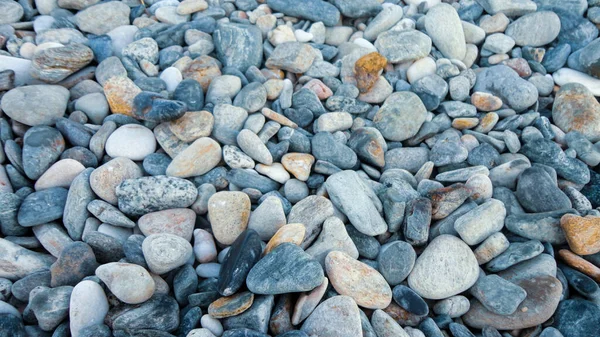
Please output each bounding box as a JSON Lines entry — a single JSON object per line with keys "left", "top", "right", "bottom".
{"left": 373, "top": 92, "right": 427, "bottom": 142}
{"left": 142, "top": 234, "right": 193, "bottom": 274}
{"left": 408, "top": 235, "right": 479, "bottom": 300}
{"left": 425, "top": 4, "right": 466, "bottom": 60}
{"left": 208, "top": 191, "right": 251, "bottom": 245}
{"left": 69, "top": 280, "right": 109, "bottom": 337}
{"left": 116, "top": 176, "right": 197, "bottom": 216}
{"left": 166, "top": 137, "right": 222, "bottom": 178}
{"left": 553, "top": 83, "right": 600, "bottom": 142}
{"left": 95, "top": 262, "right": 155, "bottom": 304}
{"left": 1, "top": 85, "right": 68, "bottom": 126}
{"left": 560, "top": 214, "right": 600, "bottom": 255}
{"left": 301, "top": 296, "right": 362, "bottom": 337}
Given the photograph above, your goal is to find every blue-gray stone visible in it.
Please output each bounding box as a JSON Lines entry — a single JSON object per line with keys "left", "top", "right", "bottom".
{"left": 283, "top": 108, "right": 313, "bottom": 128}
{"left": 325, "top": 96, "right": 371, "bottom": 114}
{"left": 278, "top": 127, "right": 311, "bottom": 153}
{"left": 112, "top": 294, "right": 180, "bottom": 331}
{"left": 467, "top": 143, "right": 499, "bottom": 169}
{"left": 266, "top": 0, "right": 340, "bottom": 26}
{"left": 311, "top": 132, "right": 357, "bottom": 169}
{"left": 553, "top": 299, "right": 600, "bottom": 337}
{"left": 218, "top": 229, "right": 262, "bottom": 296}
{"left": 542, "top": 44, "right": 571, "bottom": 73}
{"left": 486, "top": 240, "right": 544, "bottom": 272}
{"left": 142, "top": 153, "right": 171, "bottom": 176}
{"left": 174, "top": 79, "right": 204, "bottom": 111}
{"left": 329, "top": 0, "right": 381, "bottom": 18}
{"left": 222, "top": 329, "right": 269, "bottom": 337}
{"left": 17, "top": 187, "right": 67, "bottom": 227}
{"left": 22, "top": 126, "right": 65, "bottom": 180}
{"left": 419, "top": 317, "right": 444, "bottom": 337}
{"left": 557, "top": 12, "right": 598, "bottom": 51}
{"left": 79, "top": 324, "right": 111, "bottom": 337}
{"left": 174, "top": 264, "right": 198, "bottom": 306}
{"left": 60, "top": 147, "right": 98, "bottom": 168}
{"left": 133, "top": 92, "right": 187, "bottom": 122}
{"left": 116, "top": 176, "right": 197, "bottom": 216}
{"left": 55, "top": 118, "right": 93, "bottom": 147}
{"left": 515, "top": 166, "right": 572, "bottom": 213}
{"left": 504, "top": 209, "right": 574, "bottom": 244}
{"left": 226, "top": 169, "right": 280, "bottom": 193}
{"left": 0, "top": 192, "right": 27, "bottom": 236}
{"left": 293, "top": 88, "right": 326, "bottom": 117}
{"left": 411, "top": 74, "right": 448, "bottom": 111}
{"left": 176, "top": 307, "right": 201, "bottom": 337}
{"left": 469, "top": 274, "right": 527, "bottom": 316}
{"left": 123, "top": 234, "right": 147, "bottom": 268}
{"left": 50, "top": 241, "right": 98, "bottom": 287}
{"left": 11, "top": 270, "right": 51, "bottom": 302}
{"left": 346, "top": 225, "right": 380, "bottom": 260}
{"left": 83, "top": 231, "right": 125, "bottom": 264}
{"left": 29, "top": 285, "right": 72, "bottom": 331}
{"left": 403, "top": 197, "right": 432, "bottom": 246}
{"left": 0, "top": 314, "right": 26, "bottom": 337}
{"left": 377, "top": 241, "right": 416, "bottom": 286}
{"left": 392, "top": 285, "right": 428, "bottom": 316}
{"left": 520, "top": 138, "right": 590, "bottom": 184}
{"left": 233, "top": 82, "right": 267, "bottom": 113}
{"left": 246, "top": 243, "right": 324, "bottom": 295}
{"left": 213, "top": 22, "right": 263, "bottom": 72}
{"left": 134, "top": 77, "right": 167, "bottom": 93}
{"left": 567, "top": 37, "right": 600, "bottom": 78}
{"left": 88, "top": 35, "right": 112, "bottom": 63}
{"left": 449, "top": 323, "right": 476, "bottom": 337}
{"left": 581, "top": 169, "right": 600, "bottom": 208}
{"left": 223, "top": 295, "right": 274, "bottom": 334}
{"left": 559, "top": 264, "right": 599, "bottom": 298}
{"left": 473, "top": 65, "right": 538, "bottom": 112}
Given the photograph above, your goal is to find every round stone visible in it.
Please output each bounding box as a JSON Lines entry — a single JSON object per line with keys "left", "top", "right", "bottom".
{"left": 207, "top": 191, "right": 251, "bottom": 245}
{"left": 138, "top": 208, "right": 196, "bottom": 241}
{"left": 142, "top": 233, "right": 193, "bottom": 275}
{"left": 95, "top": 262, "right": 155, "bottom": 304}
{"left": 1, "top": 85, "right": 69, "bottom": 126}
{"left": 90, "top": 157, "right": 143, "bottom": 205}
{"left": 105, "top": 124, "right": 156, "bottom": 161}
{"left": 69, "top": 280, "right": 109, "bottom": 337}
{"left": 34, "top": 159, "right": 85, "bottom": 191}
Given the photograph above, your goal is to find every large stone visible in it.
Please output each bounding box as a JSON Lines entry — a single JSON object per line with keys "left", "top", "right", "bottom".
{"left": 424, "top": 4, "right": 466, "bottom": 60}
{"left": 0, "top": 238, "right": 55, "bottom": 280}
{"left": 561, "top": 214, "right": 600, "bottom": 255}
{"left": 473, "top": 65, "right": 538, "bottom": 112}
{"left": 142, "top": 234, "right": 193, "bottom": 275}
{"left": 246, "top": 243, "right": 324, "bottom": 295}
{"left": 208, "top": 191, "right": 251, "bottom": 245}
{"left": 515, "top": 166, "right": 572, "bottom": 212}
{"left": 326, "top": 251, "right": 392, "bottom": 309}
{"left": 75, "top": 1, "right": 130, "bottom": 35}
{"left": 96, "top": 262, "right": 155, "bottom": 304}
{"left": 301, "top": 296, "right": 362, "bottom": 337}
{"left": 17, "top": 187, "right": 68, "bottom": 227}
{"left": 373, "top": 92, "right": 427, "bottom": 141}
{"left": 463, "top": 276, "right": 562, "bottom": 330}
{"left": 552, "top": 83, "right": 600, "bottom": 142}
{"left": 374, "top": 30, "right": 431, "bottom": 64}
{"left": 213, "top": 22, "right": 263, "bottom": 72}
{"left": 116, "top": 176, "right": 197, "bottom": 216}
{"left": 31, "top": 44, "right": 94, "bottom": 83}
{"left": 325, "top": 171, "right": 387, "bottom": 236}
{"left": 266, "top": 0, "right": 340, "bottom": 27}
{"left": 407, "top": 235, "right": 479, "bottom": 300}
{"left": 1, "top": 85, "right": 68, "bottom": 126}
{"left": 166, "top": 137, "right": 222, "bottom": 178}
{"left": 553, "top": 299, "right": 600, "bottom": 337}
{"left": 505, "top": 11, "right": 561, "bottom": 47}
{"left": 69, "top": 280, "right": 109, "bottom": 337}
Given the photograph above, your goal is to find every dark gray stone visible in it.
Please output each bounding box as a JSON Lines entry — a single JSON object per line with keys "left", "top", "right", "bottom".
{"left": 213, "top": 22, "right": 263, "bottom": 72}
{"left": 218, "top": 229, "right": 262, "bottom": 296}
{"left": 553, "top": 299, "right": 600, "bottom": 337}
{"left": 486, "top": 240, "right": 545, "bottom": 272}
{"left": 223, "top": 295, "right": 274, "bottom": 334}
{"left": 311, "top": 132, "right": 357, "bottom": 170}
{"left": 112, "top": 294, "right": 180, "bottom": 331}
{"left": 17, "top": 187, "right": 68, "bottom": 227}
{"left": 392, "top": 285, "right": 428, "bottom": 316}
{"left": 173, "top": 264, "right": 198, "bottom": 306}
{"left": 22, "top": 126, "right": 65, "bottom": 180}
{"left": 377, "top": 241, "right": 416, "bottom": 286}
{"left": 266, "top": 0, "right": 340, "bottom": 26}
{"left": 515, "top": 166, "right": 572, "bottom": 213}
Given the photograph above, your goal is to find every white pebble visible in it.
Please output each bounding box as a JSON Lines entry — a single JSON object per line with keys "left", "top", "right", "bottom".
{"left": 105, "top": 124, "right": 157, "bottom": 161}
{"left": 294, "top": 29, "right": 313, "bottom": 43}
{"left": 160, "top": 67, "right": 183, "bottom": 92}
{"left": 201, "top": 314, "right": 224, "bottom": 336}
{"left": 553, "top": 68, "right": 600, "bottom": 96}
{"left": 195, "top": 263, "right": 221, "bottom": 278}
{"left": 407, "top": 57, "right": 436, "bottom": 84}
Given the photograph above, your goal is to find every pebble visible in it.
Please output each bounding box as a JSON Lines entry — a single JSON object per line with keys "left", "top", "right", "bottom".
{"left": 247, "top": 196, "right": 286, "bottom": 240}
{"left": 116, "top": 176, "right": 197, "bottom": 216}
{"left": 1, "top": 85, "right": 69, "bottom": 126}
{"left": 90, "top": 157, "right": 142, "bottom": 205}
{"left": 74, "top": 1, "right": 130, "bottom": 35}
{"left": 306, "top": 217, "right": 358, "bottom": 266}
{"left": 95, "top": 262, "right": 155, "bottom": 304}
{"left": 506, "top": 11, "right": 561, "bottom": 47}
{"left": 408, "top": 235, "right": 479, "bottom": 300}
{"left": 208, "top": 191, "right": 251, "bottom": 245}
{"left": 374, "top": 91, "right": 427, "bottom": 141}
{"left": 166, "top": 137, "right": 222, "bottom": 178}
{"left": 246, "top": 243, "right": 323, "bottom": 295}
{"left": 560, "top": 214, "right": 600, "bottom": 255}
{"left": 553, "top": 83, "right": 600, "bottom": 142}
{"left": 301, "top": 296, "right": 362, "bottom": 337}
{"left": 374, "top": 30, "right": 432, "bottom": 64}
{"left": 69, "top": 280, "right": 109, "bottom": 337}
{"left": 138, "top": 208, "right": 196, "bottom": 241}
{"left": 142, "top": 233, "right": 193, "bottom": 274}
{"left": 105, "top": 124, "right": 156, "bottom": 161}
{"left": 454, "top": 199, "right": 506, "bottom": 245}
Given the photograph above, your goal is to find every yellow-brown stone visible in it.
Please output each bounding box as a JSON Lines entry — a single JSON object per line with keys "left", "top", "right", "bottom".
{"left": 208, "top": 291, "right": 254, "bottom": 318}
{"left": 281, "top": 153, "right": 315, "bottom": 181}
{"left": 471, "top": 92, "right": 503, "bottom": 112}
{"left": 182, "top": 55, "right": 222, "bottom": 91}
{"left": 264, "top": 223, "right": 306, "bottom": 255}
{"left": 261, "top": 107, "right": 298, "bottom": 128}
{"left": 103, "top": 76, "right": 141, "bottom": 116}
{"left": 474, "top": 112, "right": 499, "bottom": 133}
{"left": 354, "top": 52, "right": 387, "bottom": 93}
{"left": 560, "top": 214, "right": 600, "bottom": 255}
{"left": 559, "top": 249, "right": 600, "bottom": 282}
{"left": 452, "top": 117, "right": 479, "bottom": 130}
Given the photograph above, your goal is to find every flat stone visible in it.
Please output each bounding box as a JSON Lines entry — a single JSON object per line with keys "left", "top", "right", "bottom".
{"left": 1, "top": 85, "right": 68, "bottom": 126}
{"left": 208, "top": 191, "right": 251, "bottom": 245}
{"left": 505, "top": 210, "right": 570, "bottom": 244}
{"left": 166, "top": 137, "right": 222, "bottom": 178}
{"left": 326, "top": 251, "right": 392, "bottom": 309}
{"left": 425, "top": 4, "right": 466, "bottom": 60}
{"left": 377, "top": 241, "right": 416, "bottom": 286}
{"left": 370, "top": 309, "right": 410, "bottom": 337}
{"left": 301, "top": 296, "right": 362, "bottom": 337}
{"left": 69, "top": 280, "right": 108, "bottom": 337}
{"left": 264, "top": 223, "right": 305, "bottom": 255}
{"left": 142, "top": 233, "right": 193, "bottom": 274}
{"left": 103, "top": 76, "right": 142, "bottom": 116}
{"left": 505, "top": 11, "right": 560, "bottom": 47}
{"left": 31, "top": 44, "right": 94, "bottom": 83}
{"left": 473, "top": 65, "right": 538, "bottom": 112}
{"left": 17, "top": 187, "right": 68, "bottom": 227}
{"left": 266, "top": 0, "right": 340, "bottom": 27}
{"left": 374, "top": 29, "right": 431, "bottom": 64}
{"left": 454, "top": 199, "right": 506, "bottom": 245}
{"left": 246, "top": 243, "right": 324, "bottom": 295}
{"left": 392, "top": 285, "right": 429, "bottom": 316}
{"left": 408, "top": 235, "right": 479, "bottom": 300}
{"left": 111, "top": 294, "right": 179, "bottom": 331}
{"left": 96, "top": 262, "right": 155, "bottom": 304}
{"left": 208, "top": 291, "right": 254, "bottom": 319}
{"left": 29, "top": 285, "right": 72, "bottom": 331}
{"left": 469, "top": 274, "right": 527, "bottom": 316}
{"left": 486, "top": 240, "right": 545, "bottom": 272}
{"left": 116, "top": 176, "right": 197, "bottom": 216}
{"left": 311, "top": 132, "right": 357, "bottom": 169}
{"left": 75, "top": 1, "right": 130, "bottom": 35}
{"left": 516, "top": 166, "right": 572, "bottom": 213}
{"left": 325, "top": 170, "right": 387, "bottom": 236}
{"left": 217, "top": 229, "right": 262, "bottom": 296}
{"left": 138, "top": 208, "right": 196, "bottom": 241}
{"left": 463, "top": 275, "right": 562, "bottom": 330}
